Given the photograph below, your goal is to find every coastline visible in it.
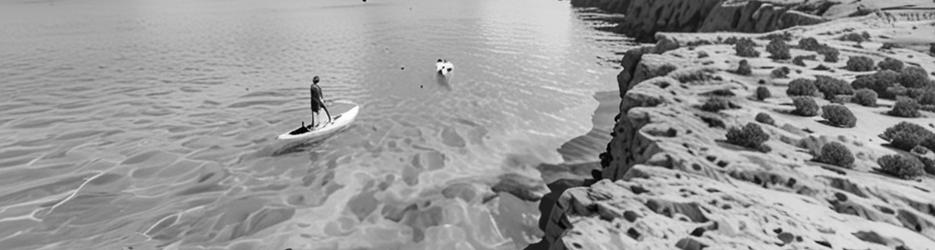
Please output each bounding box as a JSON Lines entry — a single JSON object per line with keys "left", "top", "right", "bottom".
{"left": 536, "top": 0, "right": 935, "bottom": 249}
{"left": 525, "top": 90, "right": 618, "bottom": 250}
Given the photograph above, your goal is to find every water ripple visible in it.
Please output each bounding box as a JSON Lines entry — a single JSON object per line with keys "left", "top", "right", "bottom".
{"left": 0, "top": 0, "right": 626, "bottom": 249}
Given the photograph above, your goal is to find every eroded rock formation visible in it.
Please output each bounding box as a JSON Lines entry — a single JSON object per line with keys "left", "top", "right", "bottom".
{"left": 540, "top": 11, "right": 935, "bottom": 250}
{"left": 572, "top": 0, "right": 830, "bottom": 42}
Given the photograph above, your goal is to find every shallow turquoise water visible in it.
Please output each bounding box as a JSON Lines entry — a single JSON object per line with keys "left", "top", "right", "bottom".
{"left": 0, "top": 0, "right": 627, "bottom": 249}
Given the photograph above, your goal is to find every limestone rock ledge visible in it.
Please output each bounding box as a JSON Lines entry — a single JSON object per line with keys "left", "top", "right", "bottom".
{"left": 540, "top": 12, "right": 935, "bottom": 250}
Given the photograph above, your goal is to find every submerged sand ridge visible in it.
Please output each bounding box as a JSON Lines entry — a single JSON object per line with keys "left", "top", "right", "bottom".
{"left": 540, "top": 7, "right": 935, "bottom": 250}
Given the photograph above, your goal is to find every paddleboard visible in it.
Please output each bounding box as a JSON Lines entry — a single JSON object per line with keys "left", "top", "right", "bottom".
{"left": 277, "top": 101, "right": 359, "bottom": 141}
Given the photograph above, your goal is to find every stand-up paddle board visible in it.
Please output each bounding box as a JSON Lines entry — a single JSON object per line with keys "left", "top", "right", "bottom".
{"left": 278, "top": 101, "right": 359, "bottom": 141}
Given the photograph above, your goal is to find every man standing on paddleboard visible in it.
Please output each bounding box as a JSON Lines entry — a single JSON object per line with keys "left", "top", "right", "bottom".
{"left": 309, "top": 76, "right": 332, "bottom": 128}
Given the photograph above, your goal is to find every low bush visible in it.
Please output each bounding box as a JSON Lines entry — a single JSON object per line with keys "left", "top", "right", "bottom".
{"left": 887, "top": 86, "right": 930, "bottom": 100}
{"left": 726, "top": 123, "right": 770, "bottom": 151}
{"left": 851, "top": 70, "right": 900, "bottom": 99}
{"left": 923, "top": 104, "right": 935, "bottom": 113}
{"left": 798, "top": 37, "right": 822, "bottom": 51}
{"left": 755, "top": 112, "right": 775, "bottom": 125}
{"left": 767, "top": 38, "right": 791, "bottom": 60}
{"left": 760, "top": 32, "right": 793, "bottom": 42}
{"left": 723, "top": 37, "right": 738, "bottom": 44}
{"left": 831, "top": 95, "right": 852, "bottom": 104}
{"left": 899, "top": 66, "right": 933, "bottom": 89}
{"left": 881, "top": 121, "right": 935, "bottom": 151}
{"left": 815, "top": 75, "right": 854, "bottom": 100}
{"left": 821, "top": 104, "right": 857, "bottom": 128}
{"left": 817, "top": 142, "right": 855, "bottom": 168}
{"left": 920, "top": 89, "right": 935, "bottom": 105}
{"left": 817, "top": 46, "right": 839, "bottom": 62}
{"left": 771, "top": 66, "right": 790, "bottom": 78}
{"left": 701, "top": 97, "right": 731, "bottom": 112}
{"left": 853, "top": 88, "right": 877, "bottom": 106}
{"left": 880, "top": 42, "right": 900, "bottom": 50}
{"left": 906, "top": 88, "right": 928, "bottom": 99}
{"left": 878, "top": 58, "right": 904, "bottom": 72}
{"left": 792, "top": 96, "right": 820, "bottom": 116}
{"left": 845, "top": 56, "right": 875, "bottom": 72}
{"left": 787, "top": 78, "right": 818, "bottom": 96}
{"left": 792, "top": 55, "right": 816, "bottom": 66}
{"left": 735, "top": 60, "right": 752, "bottom": 75}
{"left": 923, "top": 136, "right": 935, "bottom": 152}
{"left": 734, "top": 38, "right": 760, "bottom": 58}
{"left": 912, "top": 145, "right": 935, "bottom": 175}
{"left": 889, "top": 97, "right": 921, "bottom": 118}
{"left": 878, "top": 155, "right": 925, "bottom": 180}
{"left": 886, "top": 85, "right": 909, "bottom": 98}
{"left": 839, "top": 32, "right": 870, "bottom": 43}
{"left": 756, "top": 86, "right": 771, "bottom": 101}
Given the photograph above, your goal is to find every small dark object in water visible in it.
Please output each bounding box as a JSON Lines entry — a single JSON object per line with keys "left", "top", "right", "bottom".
{"left": 420, "top": 85, "right": 423, "bottom": 88}
{"left": 401, "top": 66, "right": 405, "bottom": 70}
{"left": 362, "top": 0, "right": 366, "bottom": 2}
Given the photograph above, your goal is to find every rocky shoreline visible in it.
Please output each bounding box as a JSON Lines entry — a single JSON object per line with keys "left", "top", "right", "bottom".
{"left": 570, "top": 0, "right": 935, "bottom": 43}
{"left": 536, "top": 0, "right": 935, "bottom": 249}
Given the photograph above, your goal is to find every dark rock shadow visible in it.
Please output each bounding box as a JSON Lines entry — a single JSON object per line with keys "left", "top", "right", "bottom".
{"left": 524, "top": 178, "right": 594, "bottom": 250}
{"left": 804, "top": 160, "right": 848, "bottom": 175}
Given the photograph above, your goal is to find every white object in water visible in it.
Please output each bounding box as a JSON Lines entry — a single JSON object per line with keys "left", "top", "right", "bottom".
{"left": 436, "top": 59, "right": 454, "bottom": 75}
{"left": 277, "top": 101, "right": 359, "bottom": 141}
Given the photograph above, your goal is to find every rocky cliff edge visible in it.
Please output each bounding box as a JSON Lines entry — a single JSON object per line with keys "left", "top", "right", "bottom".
{"left": 570, "top": 0, "right": 935, "bottom": 42}
{"left": 540, "top": 10, "right": 935, "bottom": 250}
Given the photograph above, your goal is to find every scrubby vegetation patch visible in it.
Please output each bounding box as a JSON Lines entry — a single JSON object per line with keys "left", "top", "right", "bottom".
{"left": 787, "top": 78, "right": 818, "bottom": 97}
{"left": 817, "top": 142, "right": 855, "bottom": 168}
{"left": 734, "top": 38, "right": 760, "bottom": 58}
{"left": 853, "top": 89, "right": 877, "bottom": 107}
{"left": 821, "top": 104, "right": 857, "bottom": 128}
{"left": 878, "top": 155, "right": 925, "bottom": 180}
{"left": 726, "top": 123, "right": 771, "bottom": 152}
{"left": 792, "top": 96, "right": 820, "bottom": 117}
{"left": 845, "top": 56, "right": 874, "bottom": 72}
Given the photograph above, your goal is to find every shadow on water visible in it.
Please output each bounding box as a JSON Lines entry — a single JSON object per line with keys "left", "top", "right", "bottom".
{"left": 270, "top": 139, "right": 327, "bottom": 157}
{"left": 434, "top": 73, "right": 452, "bottom": 90}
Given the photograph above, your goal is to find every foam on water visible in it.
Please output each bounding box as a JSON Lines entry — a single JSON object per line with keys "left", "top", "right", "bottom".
{"left": 0, "top": 0, "right": 629, "bottom": 249}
